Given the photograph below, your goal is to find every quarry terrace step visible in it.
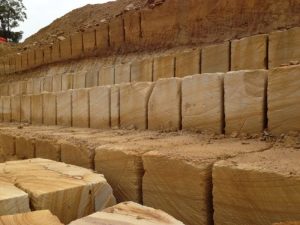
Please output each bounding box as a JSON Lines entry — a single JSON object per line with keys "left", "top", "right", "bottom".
{"left": 0, "top": 124, "right": 299, "bottom": 225}
{"left": 0, "top": 65, "right": 299, "bottom": 136}
{"left": 0, "top": 27, "right": 299, "bottom": 98}
{"left": 0, "top": 158, "right": 115, "bottom": 224}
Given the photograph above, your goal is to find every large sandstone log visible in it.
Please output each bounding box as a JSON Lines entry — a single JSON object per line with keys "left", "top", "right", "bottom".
{"left": 0, "top": 210, "right": 63, "bottom": 225}
{"left": 142, "top": 140, "right": 270, "bottom": 225}
{"left": 213, "top": 148, "right": 300, "bottom": 225}
{"left": 69, "top": 201, "right": 184, "bottom": 225}
{"left": 0, "top": 159, "right": 115, "bottom": 224}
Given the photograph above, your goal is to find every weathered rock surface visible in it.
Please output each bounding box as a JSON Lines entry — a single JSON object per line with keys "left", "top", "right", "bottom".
{"left": 268, "top": 65, "right": 300, "bottom": 135}
{"left": 0, "top": 159, "right": 115, "bottom": 224}
{"left": 0, "top": 210, "right": 63, "bottom": 225}
{"left": 213, "top": 148, "right": 300, "bottom": 225}
{"left": 224, "top": 70, "right": 267, "bottom": 134}
{"left": 142, "top": 139, "right": 270, "bottom": 225}
{"left": 153, "top": 55, "right": 175, "bottom": 81}
{"left": 175, "top": 50, "right": 200, "bottom": 78}
{"left": 182, "top": 73, "right": 224, "bottom": 133}
{"left": 69, "top": 201, "right": 184, "bottom": 225}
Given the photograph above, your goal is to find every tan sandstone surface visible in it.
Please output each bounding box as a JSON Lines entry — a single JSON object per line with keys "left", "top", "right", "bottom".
{"left": 69, "top": 201, "right": 184, "bottom": 225}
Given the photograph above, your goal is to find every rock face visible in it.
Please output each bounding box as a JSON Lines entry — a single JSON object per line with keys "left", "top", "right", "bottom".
{"left": 224, "top": 70, "right": 267, "bottom": 134}
{"left": 0, "top": 210, "right": 63, "bottom": 225}
{"left": 110, "top": 85, "right": 120, "bottom": 128}
{"left": 0, "top": 159, "right": 116, "bottom": 224}
{"left": 175, "top": 50, "right": 200, "bottom": 78}
{"left": 153, "top": 55, "right": 175, "bottom": 81}
{"left": 115, "top": 63, "right": 131, "bottom": 84}
{"left": 182, "top": 73, "right": 224, "bottom": 133}
{"left": 56, "top": 90, "right": 72, "bottom": 126}
{"left": 268, "top": 65, "right": 300, "bottom": 135}
{"left": 72, "top": 89, "right": 89, "bottom": 128}
{"left": 131, "top": 59, "right": 153, "bottom": 82}
{"left": 201, "top": 42, "right": 230, "bottom": 73}
{"left": 69, "top": 202, "right": 184, "bottom": 225}
{"left": 148, "top": 78, "right": 181, "bottom": 131}
{"left": 231, "top": 34, "right": 267, "bottom": 70}
{"left": 213, "top": 148, "right": 300, "bottom": 225}
{"left": 143, "top": 140, "right": 270, "bottom": 225}
{"left": 269, "top": 27, "right": 300, "bottom": 69}
{"left": 120, "top": 82, "right": 154, "bottom": 129}
{"left": 99, "top": 66, "right": 115, "bottom": 86}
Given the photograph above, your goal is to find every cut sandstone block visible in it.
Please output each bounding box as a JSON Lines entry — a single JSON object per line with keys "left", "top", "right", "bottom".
{"left": 0, "top": 133, "right": 15, "bottom": 156}
{"left": 99, "top": 66, "right": 115, "bottom": 85}
{"left": 120, "top": 82, "right": 154, "bottom": 129}
{"left": 0, "top": 210, "right": 63, "bottom": 225}
{"left": 201, "top": 42, "right": 230, "bottom": 73}
{"left": 72, "top": 89, "right": 89, "bottom": 128}
{"left": 61, "top": 74, "right": 73, "bottom": 91}
{"left": 52, "top": 74, "right": 62, "bottom": 92}
{"left": 60, "top": 37, "right": 72, "bottom": 60}
{"left": 15, "top": 136, "right": 35, "bottom": 159}
{"left": 83, "top": 30, "right": 96, "bottom": 53}
{"left": 115, "top": 63, "right": 131, "bottom": 84}
{"left": 148, "top": 78, "right": 181, "bottom": 131}
{"left": 11, "top": 95, "right": 21, "bottom": 122}
{"left": 26, "top": 79, "right": 33, "bottom": 95}
{"left": 51, "top": 42, "right": 60, "bottom": 62}
{"left": 33, "top": 78, "right": 41, "bottom": 94}
{"left": 57, "top": 91, "right": 72, "bottom": 127}
{"left": 31, "top": 95, "right": 43, "bottom": 125}
{"left": 42, "top": 76, "right": 53, "bottom": 92}
{"left": 43, "top": 93, "right": 56, "bottom": 125}
{"left": 71, "top": 32, "right": 83, "bottom": 58}
{"left": 69, "top": 202, "right": 184, "bottom": 225}
{"left": 0, "top": 180, "right": 30, "bottom": 216}
{"left": 73, "top": 72, "right": 86, "bottom": 89}
{"left": 109, "top": 16, "right": 124, "bottom": 49}
{"left": 143, "top": 140, "right": 269, "bottom": 225}
{"left": 153, "top": 55, "right": 175, "bottom": 81}
{"left": 123, "top": 10, "right": 141, "bottom": 47}
{"left": 225, "top": 70, "right": 267, "bottom": 134}
{"left": 175, "top": 50, "right": 200, "bottom": 78}
{"left": 96, "top": 23, "right": 109, "bottom": 50}
{"left": 231, "top": 34, "right": 267, "bottom": 70}
{"left": 2, "top": 96, "right": 11, "bottom": 122}
{"left": 21, "top": 95, "right": 31, "bottom": 123}
{"left": 182, "top": 73, "right": 224, "bottom": 133}
{"left": 89, "top": 86, "right": 110, "bottom": 129}
{"left": 131, "top": 59, "right": 153, "bottom": 82}
{"left": 268, "top": 65, "right": 300, "bottom": 135}
{"left": 0, "top": 159, "right": 115, "bottom": 224}
{"left": 85, "top": 70, "right": 98, "bottom": 88}
{"left": 110, "top": 85, "right": 120, "bottom": 128}
{"left": 35, "top": 139, "right": 61, "bottom": 161}
{"left": 269, "top": 27, "right": 300, "bottom": 69}
{"left": 213, "top": 147, "right": 300, "bottom": 225}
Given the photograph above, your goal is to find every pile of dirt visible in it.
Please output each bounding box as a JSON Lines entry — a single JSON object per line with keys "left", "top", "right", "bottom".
{"left": 4, "top": 0, "right": 165, "bottom": 55}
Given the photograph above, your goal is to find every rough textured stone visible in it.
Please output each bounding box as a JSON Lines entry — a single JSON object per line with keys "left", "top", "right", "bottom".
{"left": 225, "top": 70, "right": 267, "bottom": 134}
{"left": 26, "top": 79, "right": 33, "bottom": 95}
{"left": 131, "top": 59, "right": 153, "bottom": 82}
{"left": 182, "top": 73, "right": 224, "bottom": 133}
{"left": 109, "top": 16, "right": 124, "bottom": 49}
{"left": 43, "top": 93, "right": 56, "bottom": 125}
{"left": 35, "top": 49, "right": 44, "bottom": 66}
{"left": 0, "top": 133, "right": 15, "bottom": 157}
{"left": 213, "top": 147, "right": 300, "bottom": 225}
{"left": 27, "top": 50, "right": 35, "bottom": 68}
{"left": 2, "top": 96, "right": 11, "bottom": 122}
{"left": 110, "top": 85, "right": 120, "bottom": 129}
{"left": 99, "top": 66, "right": 114, "bottom": 85}
{"left": 148, "top": 78, "right": 181, "bottom": 131}
{"left": 69, "top": 202, "right": 184, "bottom": 225}
{"left": 0, "top": 83, "right": 9, "bottom": 96}
{"left": 96, "top": 23, "right": 109, "bottom": 50}
{"left": 124, "top": 11, "right": 141, "bottom": 47}
{"left": 15, "top": 136, "right": 35, "bottom": 159}
{"left": 31, "top": 94, "right": 43, "bottom": 125}
{"left": 202, "top": 42, "right": 230, "bottom": 73}
{"left": 9, "top": 82, "right": 20, "bottom": 96}
{"left": 83, "top": 30, "right": 96, "bottom": 53}
{"left": 42, "top": 76, "right": 53, "bottom": 92}
{"left": 35, "top": 139, "right": 61, "bottom": 161}
{"left": 153, "top": 55, "right": 175, "bottom": 81}
{"left": 0, "top": 210, "right": 63, "bottom": 225}
{"left": 120, "top": 82, "right": 153, "bottom": 130}
{"left": 143, "top": 140, "right": 269, "bottom": 225}
{"left": 269, "top": 27, "right": 300, "bottom": 69}
{"left": 175, "top": 50, "right": 200, "bottom": 78}
{"left": 0, "top": 159, "right": 115, "bottom": 224}
{"left": 51, "top": 42, "right": 60, "bottom": 62}
{"left": 115, "top": 63, "right": 131, "bottom": 84}
{"left": 33, "top": 78, "right": 42, "bottom": 94}
{"left": 72, "top": 89, "right": 89, "bottom": 128}
{"left": 43, "top": 46, "right": 52, "bottom": 63}
{"left": 21, "top": 95, "right": 31, "bottom": 123}
{"left": 85, "top": 70, "right": 99, "bottom": 88}
{"left": 89, "top": 86, "right": 111, "bottom": 129}
{"left": 268, "top": 65, "right": 300, "bottom": 135}
{"left": 56, "top": 90, "right": 72, "bottom": 127}
{"left": 61, "top": 74, "right": 73, "bottom": 91}
{"left": 0, "top": 180, "right": 30, "bottom": 216}
{"left": 11, "top": 96, "right": 21, "bottom": 122}
{"left": 231, "top": 34, "right": 267, "bottom": 70}
{"left": 60, "top": 37, "right": 72, "bottom": 60}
